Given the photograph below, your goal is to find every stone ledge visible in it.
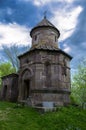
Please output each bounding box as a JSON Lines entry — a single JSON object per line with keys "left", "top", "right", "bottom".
{"left": 31, "top": 89, "right": 71, "bottom": 94}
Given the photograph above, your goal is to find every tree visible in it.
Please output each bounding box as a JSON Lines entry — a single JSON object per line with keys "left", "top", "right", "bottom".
{"left": 0, "top": 62, "right": 16, "bottom": 88}
{"left": 71, "top": 59, "right": 86, "bottom": 109}
{"left": 2, "top": 44, "right": 30, "bottom": 71}
{"left": 2, "top": 44, "right": 20, "bottom": 71}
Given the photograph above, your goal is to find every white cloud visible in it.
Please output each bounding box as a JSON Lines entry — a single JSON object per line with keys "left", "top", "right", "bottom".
{"left": 19, "top": 0, "right": 75, "bottom": 6}
{"left": 63, "top": 43, "right": 71, "bottom": 53}
{"left": 0, "top": 0, "right": 83, "bottom": 51}
{"left": 33, "top": 0, "right": 54, "bottom": 6}
{"left": 19, "top": 0, "right": 55, "bottom": 6}
{"left": 0, "top": 23, "right": 31, "bottom": 48}
{"left": 63, "top": 0, "right": 74, "bottom": 3}
{"left": 22, "top": 0, "right": 82, "bottom": 42}
{"left": 51, "top": 6, "right": 83, "bottom": 41}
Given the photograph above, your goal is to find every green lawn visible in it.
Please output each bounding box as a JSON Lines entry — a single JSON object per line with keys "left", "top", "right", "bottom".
{"left": 0, "top": 101, "right": 86, "bottom": 130}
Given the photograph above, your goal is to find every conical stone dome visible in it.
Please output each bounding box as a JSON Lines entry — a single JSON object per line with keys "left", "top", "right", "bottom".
{"left": 30, "top": 17, "right": 60, "bottom": 37}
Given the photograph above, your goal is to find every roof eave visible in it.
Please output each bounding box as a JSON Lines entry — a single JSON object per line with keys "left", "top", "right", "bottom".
{"left": 30, "top": 26, "right": 60, "bottom": 38}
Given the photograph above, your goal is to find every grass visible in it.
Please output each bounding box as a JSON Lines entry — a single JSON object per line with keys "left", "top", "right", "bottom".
{"left": 0, "top": 101, "right": 86, "bottom": 130}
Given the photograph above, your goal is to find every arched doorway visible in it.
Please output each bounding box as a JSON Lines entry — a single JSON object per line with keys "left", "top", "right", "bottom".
{"left": 20, "top": 68, "right": 33, "bottom": 100}
{"left": 23, "top": 79, "right": 30, "bottom": 99}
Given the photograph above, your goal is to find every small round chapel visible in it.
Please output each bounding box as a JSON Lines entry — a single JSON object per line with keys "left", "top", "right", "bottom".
{"left": 1, "top": 16, "right": 72, "bottom": 109}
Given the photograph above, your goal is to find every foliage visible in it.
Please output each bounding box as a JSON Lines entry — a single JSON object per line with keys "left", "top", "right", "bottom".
{"left": 71, "top": 59, "right": 86, "bottom": 109}
{"left": 0, "top": 62, "right": 16, "bottom": 88}
{"left": 0, "top": 102, "right": 86, "bottom": 130}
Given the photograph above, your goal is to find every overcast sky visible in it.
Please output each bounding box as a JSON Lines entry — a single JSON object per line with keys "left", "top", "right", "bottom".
{"left": 0, "top": 0, "right": 86, "bottom": 72}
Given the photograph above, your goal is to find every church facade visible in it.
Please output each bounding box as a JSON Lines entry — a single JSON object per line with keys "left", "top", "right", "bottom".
{"left": 0, "top": 17, "right": 72, "bottom": 108}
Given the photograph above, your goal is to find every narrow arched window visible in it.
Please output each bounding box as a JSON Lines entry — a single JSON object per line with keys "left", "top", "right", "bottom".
{"left": 45, "top": 62, "right": 51, "bottom": 87}
{"left": 35, "top": 35, "right": 37, "bottom": 41}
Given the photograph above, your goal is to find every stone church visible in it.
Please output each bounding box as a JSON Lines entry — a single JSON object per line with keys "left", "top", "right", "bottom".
{"left": 0, "top": 16, "right": 72, "bottom": 108}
